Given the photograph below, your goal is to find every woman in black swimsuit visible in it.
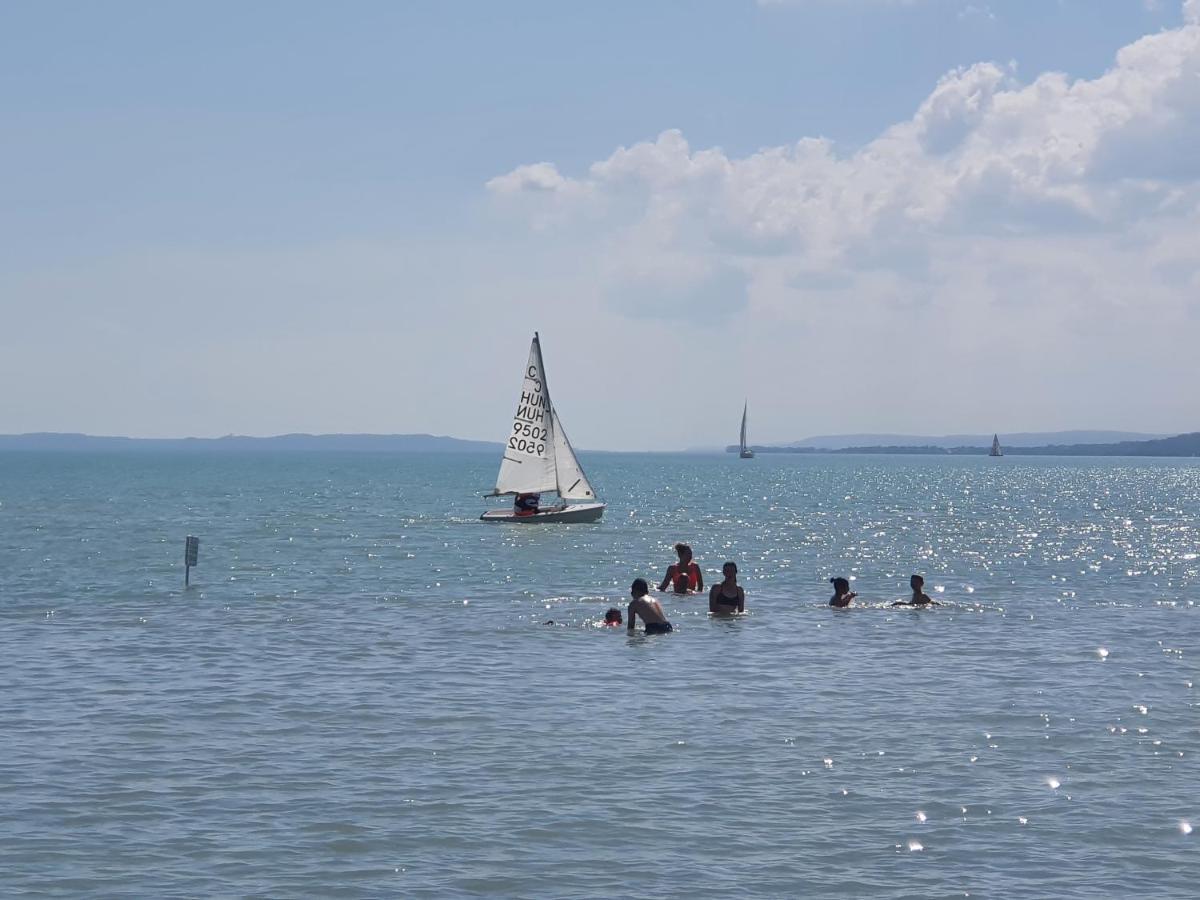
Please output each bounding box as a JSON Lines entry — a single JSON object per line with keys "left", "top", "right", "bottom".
{"left": 709, "top": 561, "right": 745, "bottom": 615}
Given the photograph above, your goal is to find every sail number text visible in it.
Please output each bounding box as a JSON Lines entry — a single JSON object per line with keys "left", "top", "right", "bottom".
{"left": 508, "top": 436, "right": 546, "bottom": 454}
{"left": 509, "top": 421, "right": 547, "bottom": 455}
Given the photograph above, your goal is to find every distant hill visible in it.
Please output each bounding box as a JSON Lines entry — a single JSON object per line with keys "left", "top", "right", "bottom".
{"left": 727, "top": 431, "right": 1200, "bottom": 457}
{"left": 778, "top": 431, "right": 1169, "bottom": 450}
{"left": 1003, "top": 432, "right": 1200, "bottom": 457}
{"left": 0, "top": 432, "right": 502, "bottom": 453}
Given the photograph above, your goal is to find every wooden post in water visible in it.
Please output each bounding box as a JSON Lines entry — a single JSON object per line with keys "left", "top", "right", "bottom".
{"left": 185, "top": 535, "right": 199, "bottom": 588}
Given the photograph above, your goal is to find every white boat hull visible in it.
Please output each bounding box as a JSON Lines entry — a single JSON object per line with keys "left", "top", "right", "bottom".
{"left": 480, "top": 502, "right": 606, "bottom": 524}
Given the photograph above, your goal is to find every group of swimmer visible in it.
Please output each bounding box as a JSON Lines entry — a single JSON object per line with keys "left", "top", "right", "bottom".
{"left": 606, "top": 542, "right": 940, "bottom": 634}
{"left": 830, "top": 573, "right": 941, "bottom": 609}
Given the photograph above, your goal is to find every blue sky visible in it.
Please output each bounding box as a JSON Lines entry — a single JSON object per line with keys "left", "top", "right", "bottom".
{"left": 2, "top": 1, "right": 1198, "bottom": 448}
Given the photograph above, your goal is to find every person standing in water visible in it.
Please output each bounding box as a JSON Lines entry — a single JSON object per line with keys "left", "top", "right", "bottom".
{"left": 829, "top": 577, "right": 857, "bottom": 608}
{"left": 891, "top": 574, "right": 940, "bottom": 607}
{"left": 628, "top": 578, "right": 673, "bottom": 634}
{"left": 709, "top": 561, "right": 745, "bottom": 615}
{"left": 659, "top": 543, "right": 703, "bottom": 593}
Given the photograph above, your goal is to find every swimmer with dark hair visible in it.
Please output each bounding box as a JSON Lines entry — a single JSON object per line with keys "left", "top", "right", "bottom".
{"left": 659, "top": 543, "right": 703, "bottom": 593}
{"left": 628, "top": 578, "right": 673, "bottom": 634}
{"left": 891, "top": 574, "right": 940, "bottom": 607}
{"left": 829, "top": 577, "right": 856, "bottom": 608}
{"left": 603, "top": 608, "right": 623, "bottom": 626}
{"left": 709, "top": 561, "right": 745, "bottom": 615}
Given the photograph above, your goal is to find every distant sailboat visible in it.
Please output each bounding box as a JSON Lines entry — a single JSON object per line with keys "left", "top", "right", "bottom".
{"left": 740, "top": 402, "right": 755, "bottom": 459}
{"left": 990, "top": 434, "right": 1004, "bottom": 457}
{"left": 480, "top": 333, "right": 605, "bottom": 523}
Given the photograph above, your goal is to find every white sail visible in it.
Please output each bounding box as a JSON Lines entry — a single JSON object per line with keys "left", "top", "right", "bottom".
{"left": 740, "top": 403, "right": 748, "bottom": 453}
{"left": 492, "top": 336, "right": 557, "bottom": 496}
{"left": 551, "top": 407, "right": 597, "bottom": 501}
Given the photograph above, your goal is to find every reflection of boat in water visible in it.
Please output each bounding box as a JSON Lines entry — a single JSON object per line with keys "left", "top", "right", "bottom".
{"left": 990, "top": 434, "right": 1004, "bottom": 457}
{"left": 480, "top": 333, "right": 604, "bottom": 524}
{"left": 739, "top": 402, "right": 754, "bottom": 459}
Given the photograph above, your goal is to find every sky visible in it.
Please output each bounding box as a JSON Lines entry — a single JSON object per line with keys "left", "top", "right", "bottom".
{"left": 2, "top": 0, "right": 1198, "bottom": 450}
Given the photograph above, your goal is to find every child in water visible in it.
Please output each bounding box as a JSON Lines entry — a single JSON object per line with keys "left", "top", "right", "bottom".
{"left": 628, "top": 578, "right": 673, "bottom": 634}
{"left": 602, "top": 608, "right": 623, "bottom": 626}
{"left": 891, "top": 574, "right": 940, "bottom": 607}
{"left": 829, "top": 577, "right": 856, "bottom": 608}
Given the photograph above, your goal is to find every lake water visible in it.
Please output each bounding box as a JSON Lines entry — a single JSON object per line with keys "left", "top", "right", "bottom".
{"left": 1, "top": 451, "right": 1197, "bottom": 897}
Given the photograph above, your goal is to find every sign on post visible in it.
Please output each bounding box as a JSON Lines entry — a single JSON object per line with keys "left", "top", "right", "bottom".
{"left": 185, "top": 535, "right": 199, "bottom": 587}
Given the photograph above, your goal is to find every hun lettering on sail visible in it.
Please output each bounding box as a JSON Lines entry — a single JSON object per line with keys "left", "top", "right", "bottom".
{"left": 493, "top": 337, "right": 557, "bottom": 496}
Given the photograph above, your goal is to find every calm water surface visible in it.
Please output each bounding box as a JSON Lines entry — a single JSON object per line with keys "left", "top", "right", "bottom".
{"left": 1, "top": 452, "right": 1198, "bottom": 897}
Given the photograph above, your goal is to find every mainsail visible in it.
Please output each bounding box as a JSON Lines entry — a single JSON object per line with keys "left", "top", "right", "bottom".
{"left": 491, "top": 334, "right": 598, "bottom": 500}
{"left": 740, "top": 403, "right": 749, "bottom": 454}
{"left": 492, "top": 337, "right": 557, "bottom": 496}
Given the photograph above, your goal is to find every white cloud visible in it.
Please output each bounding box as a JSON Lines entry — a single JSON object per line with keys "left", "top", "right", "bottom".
{"left": 492, "top": 13, "right": 1200, "bottom": 251}
{"left": 483, "top": 4, "right": 1200, "bottom": 438}
{"left": 486, "top": 161, "right": 570, "bottom": 194}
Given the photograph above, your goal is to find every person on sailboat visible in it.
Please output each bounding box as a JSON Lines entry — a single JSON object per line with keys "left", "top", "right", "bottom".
{"left": 628, "top": 579, "right": 673, "bottom": 634}
{"left": 891, "top": 574, "right": 940, "bottom": 607}
{"left": 709, "top": 562, "right": 746, "bottom": 615}
{"left": 659, "top": 543, "right": 703, "bottom": 593}
{"left": 513, "top": 492, "right": 541, "bottom": 517}
{"left": 829, "top": 577, "right": 857, "bottom": 608}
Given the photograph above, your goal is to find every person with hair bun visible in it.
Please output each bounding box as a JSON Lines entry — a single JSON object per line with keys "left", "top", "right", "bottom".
{"left": 659, "top": 542, "right": 703, "bottom": 593}
{"left": 829, "top": 577, "right": 856, "bottom": 608}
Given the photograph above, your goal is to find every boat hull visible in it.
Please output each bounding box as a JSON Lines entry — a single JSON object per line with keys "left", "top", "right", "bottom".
{"left": 480, "top": 502, "right": 606, "bottom": 524}
{"left": 740, "top": 450, "right": 755, "bottom": 458}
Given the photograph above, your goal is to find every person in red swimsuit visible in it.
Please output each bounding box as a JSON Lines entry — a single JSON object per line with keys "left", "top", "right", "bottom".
{"left": 658, "top": 542, "right": 703, "bottom": 593}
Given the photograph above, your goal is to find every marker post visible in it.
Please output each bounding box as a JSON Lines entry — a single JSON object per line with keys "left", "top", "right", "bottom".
{"left": 185, "top": 535, "right": 199, "bottom": 587}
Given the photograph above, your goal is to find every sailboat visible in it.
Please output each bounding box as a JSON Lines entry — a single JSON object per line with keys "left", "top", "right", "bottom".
{"left": 480, "top": 333, "right": 605, "bottom": 524}
{"left": 739, "top": 402, "right": 754, "bottom": 459}
{"left": 990, "top": 434, "right": 1004, "bottom": 457}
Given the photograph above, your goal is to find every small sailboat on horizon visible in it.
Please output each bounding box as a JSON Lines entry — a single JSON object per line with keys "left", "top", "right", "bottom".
{"left": 990, "top": 434, "right": 1004, "bottom": 457}
{"left": 480, "top": 333, "right": 605, "bottom": 524}
{"left": 739, "top": 402, "right": 755, "bottom": 459}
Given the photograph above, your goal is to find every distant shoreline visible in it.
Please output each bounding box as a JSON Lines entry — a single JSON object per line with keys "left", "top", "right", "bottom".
{"left": 726, "top": 431, "right": 1200, "bottom": 458}
{"left": 0, "top": 432, "right": 503, "bottom": 454}
{"left": 2, "top": 430, "right": 1198, "bottom": 457}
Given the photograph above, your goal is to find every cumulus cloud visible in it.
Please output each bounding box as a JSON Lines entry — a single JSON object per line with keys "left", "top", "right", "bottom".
{"left": 489, "top": 6, "right": 1200, "bottom": 301}
{"left": 486, "top": 161, "right": 570, "bottom": 194}
{"left": 483, "top": 4, "right": 1200, "bottom": 438}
